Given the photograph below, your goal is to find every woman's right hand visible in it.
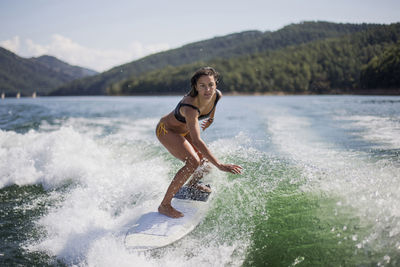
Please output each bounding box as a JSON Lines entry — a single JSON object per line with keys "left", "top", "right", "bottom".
{"left": 218, "top": 163, "right": 243, "bottom": 174}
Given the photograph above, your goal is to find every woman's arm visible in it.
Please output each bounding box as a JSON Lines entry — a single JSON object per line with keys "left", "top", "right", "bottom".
{"left": 201, "top": 90, "right": 222, "bottom": 131}
{"left": 183, "top": 106, "right": 242, "bottom": 174}
{"left": 184, "top": 107, "right": 219, "bottom": 166}
{"left": 201, "top": 109, "right": 215, "bottom": 131}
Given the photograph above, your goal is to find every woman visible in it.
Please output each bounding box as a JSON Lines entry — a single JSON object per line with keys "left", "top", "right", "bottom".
{"left": 156, "top": 67, "right": 242, "bottom": 218}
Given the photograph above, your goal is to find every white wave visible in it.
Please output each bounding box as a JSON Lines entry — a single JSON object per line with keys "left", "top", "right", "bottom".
{"left": 0, "top": 118, "right": 169, "bottom": 262}
{"left": 39, "top": 117, "right": 159, "bottom": 141}
{"left": 336, "top": 115, "right": 400, "bottom": 149}
{"left": 0, "top": 123, "right": 157, "bottom": 189}
{"left": 6, "top": 116, "right": 248, "bottom": 266}
{"left": 83, "top": 233, "right": 243, "bottom": 267}
{"left": 265, "top": 110, "right": 400, "bottom": 252}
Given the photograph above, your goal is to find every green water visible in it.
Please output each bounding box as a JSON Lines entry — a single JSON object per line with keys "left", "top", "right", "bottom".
{"left": 1, "top": 96, "right": 400, "bottom": 266}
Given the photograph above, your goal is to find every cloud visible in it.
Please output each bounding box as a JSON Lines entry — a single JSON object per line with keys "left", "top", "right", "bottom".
{"left": 1, "top": 34, "right": 170, "bottom": 72}
{"left": 0, "top": 36, "right": 20, "bottom": 53}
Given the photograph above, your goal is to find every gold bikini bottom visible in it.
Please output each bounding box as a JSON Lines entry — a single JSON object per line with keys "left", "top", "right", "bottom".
{"left": 156, "top": 122, "right": 189, "bottom": 137}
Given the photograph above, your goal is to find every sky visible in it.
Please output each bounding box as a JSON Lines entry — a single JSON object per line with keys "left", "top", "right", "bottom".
{"left": 1, "top": 0, "right": 399, "bottom": 72}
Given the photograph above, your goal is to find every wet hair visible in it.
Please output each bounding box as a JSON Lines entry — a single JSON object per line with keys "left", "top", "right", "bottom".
{"left": 188, "top": 67, "right": 220, "bottom": 97}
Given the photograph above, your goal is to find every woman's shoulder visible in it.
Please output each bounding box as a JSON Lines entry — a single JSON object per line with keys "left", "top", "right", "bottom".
{"left": 181, "top": 95, "right": 195, "bottom": 104}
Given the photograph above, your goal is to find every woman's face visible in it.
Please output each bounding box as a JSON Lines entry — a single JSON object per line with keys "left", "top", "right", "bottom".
{"left": 196, "top": 75, "right": 216, "bottom": 99}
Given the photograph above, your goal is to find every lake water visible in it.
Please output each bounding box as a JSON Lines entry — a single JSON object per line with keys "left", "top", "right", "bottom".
{"left": 1, "top": 95, "right": 400, "bottom": 266}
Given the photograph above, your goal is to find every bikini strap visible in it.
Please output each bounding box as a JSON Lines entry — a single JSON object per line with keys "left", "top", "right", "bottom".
{"left": 179, "top": 103, "right": 201, "bottom": 114}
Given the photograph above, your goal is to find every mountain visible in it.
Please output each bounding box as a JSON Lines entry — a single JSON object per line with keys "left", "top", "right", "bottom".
{"left": 49, "top": 30, "right": 263, "bottom": 96}
{"left": 31, "top": 55, "right": 97, "bottom": 78}
{"left": 113, "top": 23, "right": 400, "bottom": 95}
{"left": 360, "top": 42, "right": 400, "bottom": 90}
{"left": 51, "top": 21, "right": 379, "bottom": 96}
{"left": 0, "top": 48, "right": 98, "bottom": 96}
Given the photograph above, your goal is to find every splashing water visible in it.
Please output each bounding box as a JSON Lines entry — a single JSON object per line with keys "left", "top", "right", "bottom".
{"left": 1, "top": 96, "right": 400, "bottom": 266}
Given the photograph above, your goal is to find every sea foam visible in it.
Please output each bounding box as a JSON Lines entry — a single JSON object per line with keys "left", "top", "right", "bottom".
{"left": 264, "top": 109, "right": 400, "bottom": 253}
{"left": 7, "top": 117, "right": 247, "bottom": 266}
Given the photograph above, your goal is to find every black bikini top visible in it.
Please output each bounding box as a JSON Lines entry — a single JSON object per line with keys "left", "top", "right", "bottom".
{"left": 174, "top": 91, "right": 221, "bottom": 123}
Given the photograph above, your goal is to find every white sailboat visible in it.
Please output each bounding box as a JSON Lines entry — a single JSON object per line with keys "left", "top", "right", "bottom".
{"left": 1, "top": 92, "right": 4, "bottom": 99}
{"left": 16, "top": 92, "right": 20, "bottom": 99}
{"left": 32, "top": 91, "right": 37, "bottom": 98}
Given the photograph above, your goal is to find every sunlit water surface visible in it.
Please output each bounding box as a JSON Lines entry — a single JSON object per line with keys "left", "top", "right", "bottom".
{"left": 1, "top": 95, "right": 399, "bottom": 266}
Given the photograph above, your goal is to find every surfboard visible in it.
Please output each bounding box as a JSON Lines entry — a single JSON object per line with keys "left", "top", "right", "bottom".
{"left": 125, "top": 185, "right": 211, "bottom": 251}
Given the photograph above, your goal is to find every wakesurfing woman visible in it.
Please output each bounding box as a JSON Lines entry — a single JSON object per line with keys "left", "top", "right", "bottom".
{"left": 155, "top": 67, "right": 242, "bottom": 218}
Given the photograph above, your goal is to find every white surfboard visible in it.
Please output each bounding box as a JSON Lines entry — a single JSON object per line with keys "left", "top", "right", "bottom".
{"left": 125, "top": 186, "right": 211, "bottom": 251}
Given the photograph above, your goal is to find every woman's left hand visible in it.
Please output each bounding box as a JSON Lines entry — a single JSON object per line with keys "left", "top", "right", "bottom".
{"left": 201, "top": 118, "right": 214, "bottom": 131}
{"left": 218, "top": 163, "right": 243, "bottom": 174}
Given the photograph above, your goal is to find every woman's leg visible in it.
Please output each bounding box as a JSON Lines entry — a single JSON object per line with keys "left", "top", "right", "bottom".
{"left": 184, "top": 134, "right": 212, "bottom": 192}
{"left": 157, "top": 129, "right": 201, "bottom": 218}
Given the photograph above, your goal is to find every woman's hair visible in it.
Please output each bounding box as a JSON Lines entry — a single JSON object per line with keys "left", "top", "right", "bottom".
{"left": 188, "top": 67, "right": 220, "bottom": 97}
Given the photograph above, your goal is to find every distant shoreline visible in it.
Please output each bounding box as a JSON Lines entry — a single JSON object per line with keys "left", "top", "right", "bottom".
{"left": 2, "top": 89, "right": 399, "bottom": 98}
{"left": 109, "top": 88, "right": 400, "bottom": 97}
{"left": 223, "top": 89, "right": 400, "bottom": 96}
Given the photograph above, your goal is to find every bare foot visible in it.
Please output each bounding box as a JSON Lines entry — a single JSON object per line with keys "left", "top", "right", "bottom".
{"left": 158, "top": 204, "right": 184, "bottom": 218}
{"left": 189, "top": 183, "right": 211, "bottom": 193}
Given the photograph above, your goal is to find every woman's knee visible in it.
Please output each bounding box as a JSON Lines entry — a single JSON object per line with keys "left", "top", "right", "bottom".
{"left": 185, "top": 155, "right": 201, "bottom": 170}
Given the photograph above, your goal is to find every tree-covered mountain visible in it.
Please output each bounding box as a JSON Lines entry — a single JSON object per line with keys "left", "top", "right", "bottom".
{"left": 0, "top": 48, "right": 97, "bottom": 96}
{"left": 360, "top": 41, "right": 400, "bottom": 90}
{"left": 51, "top": 21, "right": 380, "bottom": 96}
{"left": 110, "top": 23, "right": 400, "bottom": 95}
{"left": 32, "top": 55, "right": 97, "bottom": 78}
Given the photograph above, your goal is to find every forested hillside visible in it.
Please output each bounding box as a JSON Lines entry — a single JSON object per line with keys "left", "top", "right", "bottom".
{"left": 0, "top": 48, "right": 97, "bottom": 96}
{"left": 360, "top": 42, "right": 400, "bottom": 90}
{"left": 51, "top": 21, "right": 379, "bottom": 95}
{"left": 109, "top": 23, "right": 400, "bottom": 95}
{"left": 32, "top": 55, "right": 97, "bottom": 78}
